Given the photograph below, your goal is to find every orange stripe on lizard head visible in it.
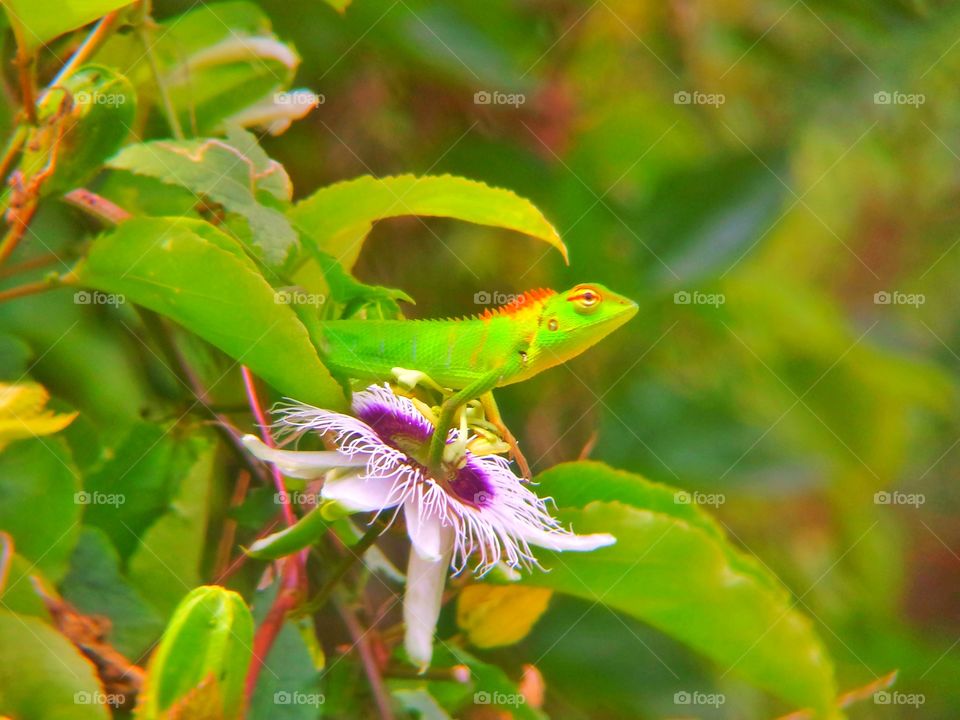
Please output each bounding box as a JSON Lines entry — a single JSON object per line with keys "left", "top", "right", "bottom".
{"left": 479, "top": 288, "right": 556, "bottom": 320}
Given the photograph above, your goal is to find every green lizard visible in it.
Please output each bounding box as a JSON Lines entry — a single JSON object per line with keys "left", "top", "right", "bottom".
{"left": 315, "top": 283, "right": 638, "bottom": 476}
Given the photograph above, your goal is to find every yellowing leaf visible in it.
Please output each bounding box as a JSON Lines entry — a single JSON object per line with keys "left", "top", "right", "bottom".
{"left": 0, "top": 382, "right": 76, "bottom": 451}
{"left": 457, "top": 584, "right": 552, "bottom": 649}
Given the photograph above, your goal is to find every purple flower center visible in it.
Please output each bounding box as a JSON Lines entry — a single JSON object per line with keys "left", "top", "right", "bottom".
{"left": 448, "top": 457, "right": 496, "bottom": 508}
{"left": 356, "top": 399, "right": 433, "bottom": 451}
{"left": 355, "top": 396, "right": 496, "bottom": 507}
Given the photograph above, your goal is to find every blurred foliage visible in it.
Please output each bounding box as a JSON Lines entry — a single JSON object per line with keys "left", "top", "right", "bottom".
{"left": 0, "top": 0, "right": 957, "bottom": 718}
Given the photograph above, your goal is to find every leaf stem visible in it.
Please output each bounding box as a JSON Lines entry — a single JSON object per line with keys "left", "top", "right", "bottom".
{"left": 133, "top": 1, "right": 184, "bottom": 139}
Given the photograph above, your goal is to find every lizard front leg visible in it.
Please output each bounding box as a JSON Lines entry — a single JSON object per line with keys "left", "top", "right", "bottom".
{"left": 479, "top": 392, "right": 531, "bottom": 480}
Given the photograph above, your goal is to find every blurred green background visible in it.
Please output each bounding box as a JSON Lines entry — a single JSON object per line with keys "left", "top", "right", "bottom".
{"left": 228, "top": 0, "right": 959, "bottom": 716}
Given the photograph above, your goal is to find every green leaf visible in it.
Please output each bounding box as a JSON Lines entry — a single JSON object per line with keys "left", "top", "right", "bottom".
{"left": 60, "top": 527, "right": 164, "bottom": 659}
{"left": 246, "top": 505, "right": 329, "bottom": 559}
{"left": 107, "top": 129, "right": 296, "bottom": 265}
{"left": 288, "top": 174, "right": 568, "bottom": 271}
{"left": 519, "top": 462, "right": 839, "bottom": 718}
{"left": 95, "top": 2, "right": 301, "bottom": 135}
{"left": 17, "top": 65, "right": 136, "bottom": 195}
{"left": 0, "top": 609, "right": 111, "bottom": 719}
{"left": 394, "top": 645, "right": 544, "bottom": 720}
{"left": 126, "top": 433, "right": 216, "bottom": 619}
{"left": 77, "top": 216, "right": 347, "bottom": 410}
{"left": 137, "top": 586, "right": 253, "bottom": 720}
{"left": 0, "top": 436, "right": 80, "bottom": 581}
{"left": 0, "top": 532, "right": 51, "bottom": 619}
{"left": 3, "top": 0, "right": 132, "bottom": 51}
{"left": 81, "top": 422, "right": 203, "bottom": 561}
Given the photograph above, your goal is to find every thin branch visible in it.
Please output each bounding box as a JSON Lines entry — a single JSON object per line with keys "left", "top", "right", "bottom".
{"left": 0, "top": 270, "right": 75, "bottom": 303}
{"left": 63, "top": 188, "right": 132, "bottom": 225}
{"left": 45, "top": 11, "right": 123, "bottom": 94}
{"left": 334, "top": 593, "right": 395, "bottom": 720}
{"left": 296, "top": 524, "right": 382, "bottom": 617}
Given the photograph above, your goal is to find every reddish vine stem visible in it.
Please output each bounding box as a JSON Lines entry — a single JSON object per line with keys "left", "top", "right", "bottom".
{"left": 241, "top": 365, "right": 307, "bottom": 704}
{"left": 46, "top": 11, "right": 123, "bottom": 93}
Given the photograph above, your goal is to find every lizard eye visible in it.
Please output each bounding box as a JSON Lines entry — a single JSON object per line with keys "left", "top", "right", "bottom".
{"left": 568, "top": 286, "right": 602, "bottom": 313}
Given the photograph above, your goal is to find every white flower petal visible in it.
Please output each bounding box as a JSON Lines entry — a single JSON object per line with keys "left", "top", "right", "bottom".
{"left": 404, "top": 497, "right": 445, "bottom": 561}
{"left": 242, "top": 434, "right": 363, "bottom": 479}
{"left": 321, "top": 471, "right": 399, "bottom": 513}
{"left": 403, "top": 526, "right": 454, "bottom": 672}
{"left": 518, "top": 526, "right": 616, "bottom": 553}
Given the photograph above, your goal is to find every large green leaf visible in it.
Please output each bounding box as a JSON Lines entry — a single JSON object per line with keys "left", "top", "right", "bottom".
{"left": 60, "top": 528, "right": 164, "bottom": 659}
{"left": 107, "top": 128, "right": 296, "bottom": 265}
{"left": 0, "top": 437, "right": 81, "bottom": 581}
{"left": 287, "top": 174, "right": 567, "bottom": 270}
{"left": 126, "top": 432, "right": 216, "bottom": 619}
{"left": 0, "top": 610, "right": 110, "bottom": 719}
{"left": 77, "top": 216, "right": 346, "bottom": 409}
{"left": 2, "top": 0, "right": 132, "bottom": 50}
{"left": 518, "top": 461, "right": 839, "bottom": 718}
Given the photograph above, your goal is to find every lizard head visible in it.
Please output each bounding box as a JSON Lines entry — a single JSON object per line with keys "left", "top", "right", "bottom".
{"left": 522, "top": 283, "right": 638, "bottom": 377}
